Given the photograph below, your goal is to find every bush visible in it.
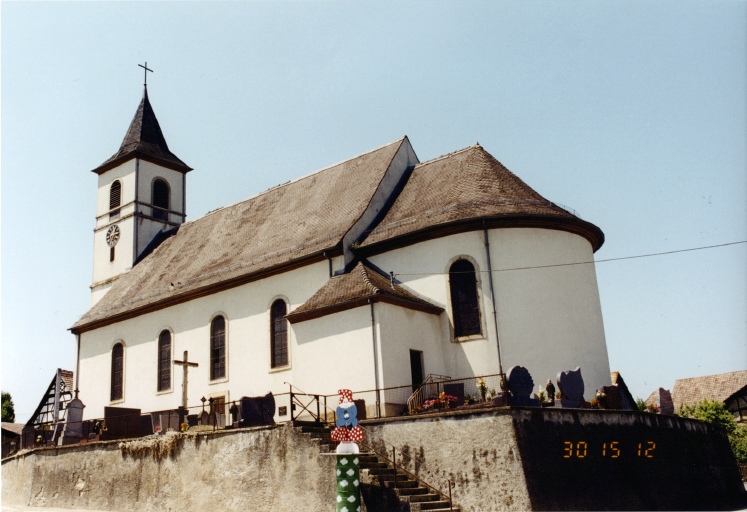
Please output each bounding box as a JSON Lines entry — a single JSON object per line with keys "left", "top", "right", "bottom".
{"left": 678, "top": 399, "right": 746, "bottom": 463}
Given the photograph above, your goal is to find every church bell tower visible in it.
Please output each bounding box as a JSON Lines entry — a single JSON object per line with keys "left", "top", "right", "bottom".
{"left": 90, "top": 70, "right": 191, "bottom": 305}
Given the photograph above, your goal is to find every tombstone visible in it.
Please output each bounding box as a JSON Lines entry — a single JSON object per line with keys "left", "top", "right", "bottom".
{"left": 229, "top": 403, "right": 241, "bottom": 427}
{"left": 151, "top": 410, "right": 180, "bottom": 431}
{"left": 60, "top": 398, "right": 85, "bottom": 445}
{"left": 599, "top": 385, "right": 622, "bottom": 410}
{"left": 545, "top": 380, "right": 556, "bottom": 405}
{"left": 199, "top": 411, "right": 210, "bottom": 426}
{"left": 240, "top": 393, "right": 276, "bottom": 427}
{"left": 101, "top": 407, "right": 151, "bottom": 441}
{"left": 557, "top": 367, "right": 585, "bottom": 408}
{"left": 186, "top": 414, "right": 199, "bottom": 428}
{"left": 443, "top": 383, "right": 465, "bottom": 406}
{"left": 506, "top": 366, "right": 540, "bottom": 407}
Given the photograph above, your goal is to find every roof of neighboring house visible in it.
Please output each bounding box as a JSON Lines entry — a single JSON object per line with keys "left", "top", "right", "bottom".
{"left": 671, "top": 370, "right": 747, "bottom": 411}
{"left": 359, "top": 144, "right": 604, "bottom": 252}
{"left": 287, "top": 262, "right": 443, "bottom": 323}
{"left": 1, "top": 423, "right": 24, "bottom": 436}
{"left": 92, "top": 88, "right": 192, "bottom": 174}
{"left": 72, "top": 138, "right": 408, "bottom": 332}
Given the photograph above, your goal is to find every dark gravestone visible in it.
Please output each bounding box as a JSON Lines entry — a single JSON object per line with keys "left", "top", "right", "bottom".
{"left": 199, "top": 411, "right": 209, "bottom": 426}
{"left": 240, "top": 393, "right": 276, "bottom": 427}
{"left": 507, "top": 366, "right": 540, "bottom": 407}
{"left": 600, "top": 385, "right": 622, "bottom": 410}
{"left": 354, "top": 399, "right": 366, "bottom": 421}
{"left": 443, "top": 383, "right": 465, "bottom": 406}
{"left": 151, "top": 410, "right": 180, "bottom": 431}
{"left": 557, "top": 367, "right": 585, "bottom": 408}
{"left": 101, "top": 407, "right": 151, "bottom": 440}
{"left": 187, "top": 414, "right": 198, "bottom": 427}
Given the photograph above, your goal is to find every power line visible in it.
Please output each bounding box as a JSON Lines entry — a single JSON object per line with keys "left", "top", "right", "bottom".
{"left": 393, "top": 240, "right": 747, "bottom": 277}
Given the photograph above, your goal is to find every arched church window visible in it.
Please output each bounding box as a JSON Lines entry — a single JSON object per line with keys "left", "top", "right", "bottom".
{"left": 109, "top": 180, "right": 121, "bottom": 219}
{"left": 157, "top": 330, "right": 171, "bottom": 392}
{"left": 270, "top": 300, "right": 288, "bottom": 368}
{"left": 210, "top": 316, "right": 226, "bottom": 380}
{"left": 449, "top": 259, "right": 481, "bottom": 338}
{"left": 152, "top": 179, "right": 170, "bottom": 221}
{"left": 111, "top": 342, "right": 124, "bottom": 401}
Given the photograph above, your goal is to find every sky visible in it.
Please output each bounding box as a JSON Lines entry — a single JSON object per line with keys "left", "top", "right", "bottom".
{"left": 1, "top": 1, "right": 745, "bottom": 423}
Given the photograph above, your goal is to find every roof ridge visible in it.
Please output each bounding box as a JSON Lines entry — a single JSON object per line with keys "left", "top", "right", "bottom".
{"left": 198, "top": 137, "right": 409, "bottom": 222}
{"left": 415, "top": 144, "right": 481, "bottom": 167}
{"left": 357, "top": 263, "right": 382, "bottom": 295}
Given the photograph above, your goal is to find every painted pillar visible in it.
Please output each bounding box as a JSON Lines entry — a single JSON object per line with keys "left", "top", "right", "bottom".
{"left": 331, "top": 389, "right": 364, "bottom": 512}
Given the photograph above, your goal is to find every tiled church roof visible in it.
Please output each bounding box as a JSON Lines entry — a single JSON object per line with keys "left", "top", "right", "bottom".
{"left": 287, "top": 262, "right": 443, "bottom": 323}
{"left": 73, "top": 135, "right": 604, "bottom": 333}
{"left": 672, "top": 370, "right": 747, "bottom": 411}
{"left": 72, "top": 139, "right": 407, "bottom": 332}
{"left": 92, "top": 88, "right": 192, "bottom": 174}
{"left": 359, "top": 144, "right": 603, "bottom": 252}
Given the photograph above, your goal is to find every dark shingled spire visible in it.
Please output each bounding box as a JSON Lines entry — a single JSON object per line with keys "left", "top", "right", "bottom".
{"left": 92, "top": 88, "right": 192, "bottom": 174}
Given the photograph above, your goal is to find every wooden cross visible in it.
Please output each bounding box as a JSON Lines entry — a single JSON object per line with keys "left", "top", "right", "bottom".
{"left": 173, "top": 350, "right": 198, "bottom": 410}
{"left": 138, "top": 61, "right": 153, "bottom": 87}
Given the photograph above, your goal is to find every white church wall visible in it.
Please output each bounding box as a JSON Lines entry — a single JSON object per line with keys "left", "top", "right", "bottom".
{"left": 78, "top": 260, "right": 333, "bottom": 420}
{"left": 368, "top": 227, "right": 611, "bottom": 394}
{"left": 375, "top": 302, "right": 447, "bottom": 389}
{"left": 290, "top": 307, "right": 377, "bottom": 395}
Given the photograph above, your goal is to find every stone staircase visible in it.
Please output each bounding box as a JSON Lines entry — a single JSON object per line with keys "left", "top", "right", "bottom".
{"left": 296, "top": 422, "right": 460, "bottom": 512}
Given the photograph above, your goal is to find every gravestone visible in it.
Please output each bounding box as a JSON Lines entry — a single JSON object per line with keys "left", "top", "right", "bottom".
{"left": 545, "top": 380, "right": 556, "bottom": 405}
{"left": 60, "top": 398, "right": 85, "bottom": 445}
{"left": 443, "top": 383, "right": 465, "bottom": 406}
{"left": 151, "top": 410, "right": 180, "bottom": 431}
{"left": 101, "top": 407, "right": 152, "bottom": 441}
{"left": 557, "top": 367, "right": 585, "bottom": 408}
{"left": 186, "top": 414, "right": 198, "bottom": 427}
{"left": 599, "top": 385, "right": 622, "bottom": 410}
{"left": 506, "top": 366, "right": 540, "bottom": 407}
{"left": 240, "top": 393, "right": 276, "bottom": 427}
{"left": 199, "top": 411, "right": 209, "bottom": 426}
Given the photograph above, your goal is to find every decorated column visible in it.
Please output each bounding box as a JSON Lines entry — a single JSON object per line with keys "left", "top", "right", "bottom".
{"left": 331, "top": 389, "right": 364, "bottom": 512}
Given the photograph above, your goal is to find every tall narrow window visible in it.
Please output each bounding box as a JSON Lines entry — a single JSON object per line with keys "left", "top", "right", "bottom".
{"left": 271, "top": 300, "right": 288, "bottom": 368}
{"left": 449, "top": 259, "right": 481, "bottom": 338}
{"left": 111, "top": 342, "right": 124, "bottom": 401}
{"left": 152, "top": 179, "right": 170, "bottom": 221}
{"left": 109, "top": 180, "right": 122, "bottom": 219}
{"left": 157, "top": 330, "right": 172, "bottom": 392}
{"left": 210, "top": 316, "right": 226, "bottom": 380}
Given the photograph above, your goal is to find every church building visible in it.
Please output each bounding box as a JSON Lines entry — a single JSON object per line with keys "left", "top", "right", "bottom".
{"left": 70, "top": 87, "right": 610, "bottom": 420}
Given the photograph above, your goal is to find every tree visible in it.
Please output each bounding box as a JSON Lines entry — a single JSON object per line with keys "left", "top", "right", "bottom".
{"left": 678, "top": 399, "right": 746, "bottom": 463}
{"left": 2, "top": 391, "right": 15, "bottom": 423}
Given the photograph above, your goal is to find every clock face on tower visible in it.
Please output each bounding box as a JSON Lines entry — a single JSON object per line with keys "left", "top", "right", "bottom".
{"left": 106, "top": 225, "right": 120, "bottom": 247}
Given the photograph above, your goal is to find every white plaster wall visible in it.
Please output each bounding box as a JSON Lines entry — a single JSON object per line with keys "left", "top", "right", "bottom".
{"left": 291, "top": 306, "right": 377, "bottom": 395}
{"left": 95, "top": 160, "right": 137, "bottom": 225}
{"left": 78, "top": 261, "right": 332, "bottom": 420}
{"left": 376, "top": 302, "right": 447, "bottom": 389}
{"left": 368, "top": 228, "right": 611, "bottom": 395}
{"left": 136, "top": 161, "right": 185, "bottom": 217}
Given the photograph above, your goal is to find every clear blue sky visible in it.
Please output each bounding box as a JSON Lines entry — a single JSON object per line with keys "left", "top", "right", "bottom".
{"left": 2, "top": 2, "right": 745, "bottom": 423}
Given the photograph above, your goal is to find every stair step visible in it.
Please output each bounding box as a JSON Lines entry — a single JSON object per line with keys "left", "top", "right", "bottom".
{"left": 396, "top": 487, "right": 430, "bottom": 496}
{"left": 407, "top": 493, "right": 441, "bottom": 503}
{"left": 385, "top": 479, "right": 419, "bottom": 489}
{"left": 418, "top": 501, "right": 452, "bottom": 510}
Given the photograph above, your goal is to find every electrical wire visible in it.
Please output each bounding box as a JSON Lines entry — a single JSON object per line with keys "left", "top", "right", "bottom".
{"left": 393, "top": 240, "right": 747, "bottom": 277}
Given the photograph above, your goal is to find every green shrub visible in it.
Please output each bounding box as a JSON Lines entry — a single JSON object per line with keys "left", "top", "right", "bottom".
{"left": 678, "top": 399, "right": 746, "bottom": 463}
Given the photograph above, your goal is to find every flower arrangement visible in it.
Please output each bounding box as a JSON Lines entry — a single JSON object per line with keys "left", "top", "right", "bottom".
{"left": 537, "top": 388, "right": 546, "bottom": 403}
{"left": 154, "top": 425, "right": 162, "bottom": 435}
{"left": 646, "top": 403, "right": 659, "bottom": 414}
{"left": 422, "top": 392, "right": 459, "bottom": 411}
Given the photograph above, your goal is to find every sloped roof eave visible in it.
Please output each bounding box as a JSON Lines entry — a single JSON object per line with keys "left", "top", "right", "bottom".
{"left": 358, "top": 214, "right": 605, "bottom": 255}
{"left": 92, "top": 151, "right": 192, "bottom": 175}
{"left": 286, "top": 294, "right": 443, "bottom": 324}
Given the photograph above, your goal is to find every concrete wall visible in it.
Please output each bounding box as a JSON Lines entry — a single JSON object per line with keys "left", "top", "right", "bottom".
{"left": 2, "top": 425, "right": 335, "bottom": 512}
{"left": 362, "top": 410, "right": 533, "bottom": 512}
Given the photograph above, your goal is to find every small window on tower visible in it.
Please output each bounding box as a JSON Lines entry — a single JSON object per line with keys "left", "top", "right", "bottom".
{"left": 110, "top": 247, "right": 115, "bottom": 262}
{"left": 109, "top": 180, "right": 122, "bottom": 219}
{"left": 152, "top": 179, "right": 169, "bottom": 221}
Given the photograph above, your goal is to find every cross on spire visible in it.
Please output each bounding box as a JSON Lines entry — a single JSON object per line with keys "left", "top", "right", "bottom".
{"left": 138, "top": 61, "right": 153, "bottom": 87}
